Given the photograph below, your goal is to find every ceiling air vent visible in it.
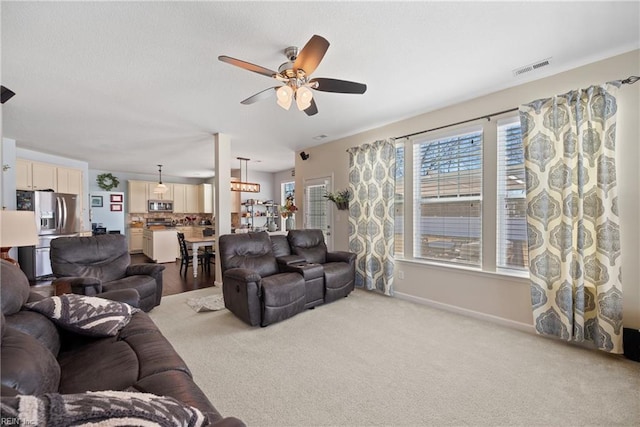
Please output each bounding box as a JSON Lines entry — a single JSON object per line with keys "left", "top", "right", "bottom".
{"left": 513, "top": 58, "right": 551, "bottom": 77}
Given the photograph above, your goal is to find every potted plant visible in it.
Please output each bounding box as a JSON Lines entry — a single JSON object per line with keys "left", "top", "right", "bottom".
{"left": 324, "top": 188, "right": 351, "bottom": 210}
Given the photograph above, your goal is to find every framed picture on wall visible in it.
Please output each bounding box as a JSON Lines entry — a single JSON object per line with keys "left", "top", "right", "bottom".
{"left": 110, "top": 204, "right": 122, "bottom": 212}
{"left": 91, "top": 196, "right": 103, "bottom": 207}
{"left": 110, "top": 194, "right": 123, "bottom": 203}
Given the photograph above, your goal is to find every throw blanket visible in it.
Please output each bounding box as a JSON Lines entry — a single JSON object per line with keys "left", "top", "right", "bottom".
{"left": 1, "top": 391, "right": 206, "bottom": 427}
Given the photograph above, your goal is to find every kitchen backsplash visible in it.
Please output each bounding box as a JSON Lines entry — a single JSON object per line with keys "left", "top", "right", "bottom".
{"left": 128, "top": 213, "right": 214, "bottom": 226}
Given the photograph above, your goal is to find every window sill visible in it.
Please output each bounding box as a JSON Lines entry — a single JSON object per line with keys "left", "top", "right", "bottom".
{"left": 394, "top": 257, "right": 530, "bottom": 284}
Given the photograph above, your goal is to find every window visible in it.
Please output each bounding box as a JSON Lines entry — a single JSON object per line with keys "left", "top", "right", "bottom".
{"left": 497, "top": 117, "right": 527, "bottom": 270}
{"left": 413, "top": 128, "right": 482, "bottom": 266}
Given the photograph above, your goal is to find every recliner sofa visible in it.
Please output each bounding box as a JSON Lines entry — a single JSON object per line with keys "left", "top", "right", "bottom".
{"left": 50, "top": 234, "right": 165, "bottom": 312}
{"left": 219, "top": 230, "right": 356, "bottom": 327}
{"left": 0, "top": 259, "right": 244, "bottom": 426}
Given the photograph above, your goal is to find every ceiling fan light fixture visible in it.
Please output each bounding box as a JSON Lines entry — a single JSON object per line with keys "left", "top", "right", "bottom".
{"left": 295, "top": 86, "right": 313, "bottom": 111}
{"left": 276, "top": 85, "right": 293, "bottom": 110}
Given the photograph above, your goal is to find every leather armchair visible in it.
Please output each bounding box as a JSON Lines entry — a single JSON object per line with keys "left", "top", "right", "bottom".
{"left": 218, "top": 232, "right": 305, "bottom": 327}
{"left": 287, "top": 229, "right": 356, "bottom": 303}
{"left": 50, "top": 235, "right": 165, "bottom": 312}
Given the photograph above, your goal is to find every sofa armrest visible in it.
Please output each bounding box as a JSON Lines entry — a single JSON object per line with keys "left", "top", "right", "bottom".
{"left": 126, "top": 263, "right": 165, "bottom": 277}
{"left": 327, "top": 251, "right": 356, "bottom": 265}
{"left": 224, "top": 268, "right": 262, "bottom": 284}
{"left": 276, "top": 254, "right": 307, "bottom": 269}
{"left": 126, "top": 264, "right": 165, "bottom": 306}
{"left": 52, "top": 277, "right": 103, "bottom": 296}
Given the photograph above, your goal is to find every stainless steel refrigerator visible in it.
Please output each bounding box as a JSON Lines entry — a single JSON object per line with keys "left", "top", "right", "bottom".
{"left": 17, "top": 190, "right": 80, "bottom": 280}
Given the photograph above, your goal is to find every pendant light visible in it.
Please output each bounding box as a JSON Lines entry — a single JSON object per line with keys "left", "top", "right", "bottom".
{"left": 153, "top": 164, "right": 168, "bottom": 194}
{"left": 230, "top": 157, "right": 260, "bottom": 193}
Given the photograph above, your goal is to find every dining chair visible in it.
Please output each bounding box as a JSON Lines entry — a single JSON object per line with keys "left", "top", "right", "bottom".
{"left": 177, "top": 232, "right": 212, "bottom": 277}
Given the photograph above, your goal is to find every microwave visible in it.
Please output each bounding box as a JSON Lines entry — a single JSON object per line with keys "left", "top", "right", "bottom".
{"left": 148, "top": 200, "right": 173, "bottom": 212}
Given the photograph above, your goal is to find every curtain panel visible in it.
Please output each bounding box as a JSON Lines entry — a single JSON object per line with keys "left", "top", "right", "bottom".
{"left": 519, "top": 82, "right": 623, "bottom": 353}
{"left": 347, "top": 139, "right": 396, "bottom": 295}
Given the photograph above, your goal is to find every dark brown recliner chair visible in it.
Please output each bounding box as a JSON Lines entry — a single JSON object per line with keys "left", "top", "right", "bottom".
{"left": 50, "top": 235, "right": 165, "bottom": 312}
{"left": 218, "top": 232, "right": 306, "bottom": 327}
{"left": 287, "top": 229, "right": 356, "bottom": 303}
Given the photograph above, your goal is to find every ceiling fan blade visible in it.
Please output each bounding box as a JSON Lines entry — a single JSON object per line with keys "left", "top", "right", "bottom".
{"left": 218, "top": 55, "right": 278, "bottom": 78}
{"left": 304, "top": 98, "right": 318, "bottom": 116}
{"left": 310, "top": 78, "right": 367, "bottom": 94}
{"left": 293, "top": 35, "right": 329, "bottom": 76}
{"left": 241, "top": 87, "right": 279, "bottom": 105}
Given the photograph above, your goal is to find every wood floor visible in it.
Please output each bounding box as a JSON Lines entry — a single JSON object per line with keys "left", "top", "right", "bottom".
{"left": 30, "top": 253, "right": 216, "bottom": 297}
{"left": 131, "top": 253, "right": 216, "bottom": 296}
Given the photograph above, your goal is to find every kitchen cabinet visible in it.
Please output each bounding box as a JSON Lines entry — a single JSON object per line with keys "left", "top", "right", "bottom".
{"left": 172, "top": 184, "right": 199, "bottom": 213}
{"left": 173, "top": 184, "right": 186, "bottom": 213}
{"left": 128, "top": 180, "right": 149, "bottom": 213}
{"left": 142, "top": 229, "right": 177, "bottom": 263}
{"left": 198, "top": 183, "right": 213, "bottom": 214}
{"left": 185, "top": 184, "right": 199, "bottom": 213}
{"left": 16, "top": 159, "right": 57, "bottom": 191}
{"left": 129, "top": 228, "right": 143, "bottom": 253}
{"left": 57, "top": 167, "right": 83, "bottom": 195}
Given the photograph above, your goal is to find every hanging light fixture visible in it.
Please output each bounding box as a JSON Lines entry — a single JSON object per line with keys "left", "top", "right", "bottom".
{"left": 153, "top": 164, "right": 168, "bottom": 194}
{"left": 230, "top": 157, "right": 260, "bottom": 193}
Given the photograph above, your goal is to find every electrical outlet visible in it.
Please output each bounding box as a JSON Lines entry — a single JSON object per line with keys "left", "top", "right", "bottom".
{"left": 398, "top": 270, "right": 404, "bottom": 280}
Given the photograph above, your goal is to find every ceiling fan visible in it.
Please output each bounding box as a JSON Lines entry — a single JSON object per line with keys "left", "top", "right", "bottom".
{"left": 218, "top": 35, "right": 367, "bottom": 116}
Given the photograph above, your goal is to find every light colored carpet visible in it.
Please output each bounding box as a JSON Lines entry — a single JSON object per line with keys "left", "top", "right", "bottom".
{"left": 150, "top": 288, "right": 640, "bottom": 426}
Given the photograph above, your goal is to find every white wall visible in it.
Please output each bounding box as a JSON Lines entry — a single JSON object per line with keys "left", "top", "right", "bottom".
{"left": 297, "top": 50, "right": 640, "bottom": 329}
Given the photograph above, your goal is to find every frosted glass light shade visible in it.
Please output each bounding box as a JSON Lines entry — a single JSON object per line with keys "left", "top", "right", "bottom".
{"left": 295, "top": 86, "right": 313, "bottom": 110}
{"left": 153, "top": 183, "right": 168, "bottom": 194}
{"left": 276, "top": 86, "right": 293, "bottom": 110}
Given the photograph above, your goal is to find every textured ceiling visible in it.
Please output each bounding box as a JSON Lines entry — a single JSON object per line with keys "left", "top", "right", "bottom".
{"left": 2, "top": 1, "right": 638, "bottom": 178}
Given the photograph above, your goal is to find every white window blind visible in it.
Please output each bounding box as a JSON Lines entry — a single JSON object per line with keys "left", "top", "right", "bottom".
{"left": 413, "top": 128, "right": 482, "bottom": 266}
{"left": 496, "top": 117, "right": 527, "bottom": 270}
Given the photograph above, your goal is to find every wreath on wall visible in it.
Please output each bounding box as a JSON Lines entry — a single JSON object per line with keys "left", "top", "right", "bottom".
{"left": 96, "top": 173, "right": 120, "bottom": 191}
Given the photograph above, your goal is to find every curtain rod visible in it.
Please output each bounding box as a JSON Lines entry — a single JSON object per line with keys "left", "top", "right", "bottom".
{"left": 393, "top": 75, "right": 639, "bottom": 141}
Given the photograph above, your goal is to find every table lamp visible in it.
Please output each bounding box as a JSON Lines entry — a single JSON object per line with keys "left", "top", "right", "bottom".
{"left": 0, "top": 210, "right": 38, "bottom": 266}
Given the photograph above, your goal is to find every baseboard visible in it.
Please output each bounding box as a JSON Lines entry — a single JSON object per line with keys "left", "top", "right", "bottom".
{"left": 393, "top": 291, "right": 535, "bottom": 334}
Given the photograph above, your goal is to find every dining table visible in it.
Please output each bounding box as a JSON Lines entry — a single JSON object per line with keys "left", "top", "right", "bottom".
{"left": 183, "top": 235, "right": 216, "bottom": 278}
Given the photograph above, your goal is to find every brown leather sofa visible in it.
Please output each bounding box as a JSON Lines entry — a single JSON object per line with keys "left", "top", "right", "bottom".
{"left": 219, "top": 230, "right": 356, "bottom": 327}
{"left": 0, "top": 260, "right": 244, "bottom": 426}
{"left": 50, "top": 234, "right": 164, "bottom": 312}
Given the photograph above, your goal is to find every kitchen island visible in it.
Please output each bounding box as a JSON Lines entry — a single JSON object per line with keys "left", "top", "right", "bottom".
{"left": 142, "top": 228, "right": 178, "bottom": 263}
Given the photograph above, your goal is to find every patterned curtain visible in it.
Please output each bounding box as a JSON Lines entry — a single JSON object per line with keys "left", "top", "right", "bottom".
{"left": 347, "top": 139, "right": 396, "bottom": 295}
{"left": 519, "top": 82, "right": 623, "bottom": 353}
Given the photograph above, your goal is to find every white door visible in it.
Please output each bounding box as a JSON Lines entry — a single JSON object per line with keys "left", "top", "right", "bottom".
{"left": 304, "top": 177, "right": 333, "bottom": 250}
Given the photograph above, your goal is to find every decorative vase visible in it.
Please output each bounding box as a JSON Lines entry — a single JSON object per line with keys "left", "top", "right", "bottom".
{"left": 285, "top": 215, "right": 295, "bottom": 231}
{"left": 267, "top": 218, "right": 277, "bottom": 232}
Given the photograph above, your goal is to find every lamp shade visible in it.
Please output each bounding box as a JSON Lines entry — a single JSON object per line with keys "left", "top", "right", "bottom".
{"left": 276, "top": 85, "right": 293, "bottom": 110}
{"left": 0, "top": 211, "right": 38, "bottom": 247}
